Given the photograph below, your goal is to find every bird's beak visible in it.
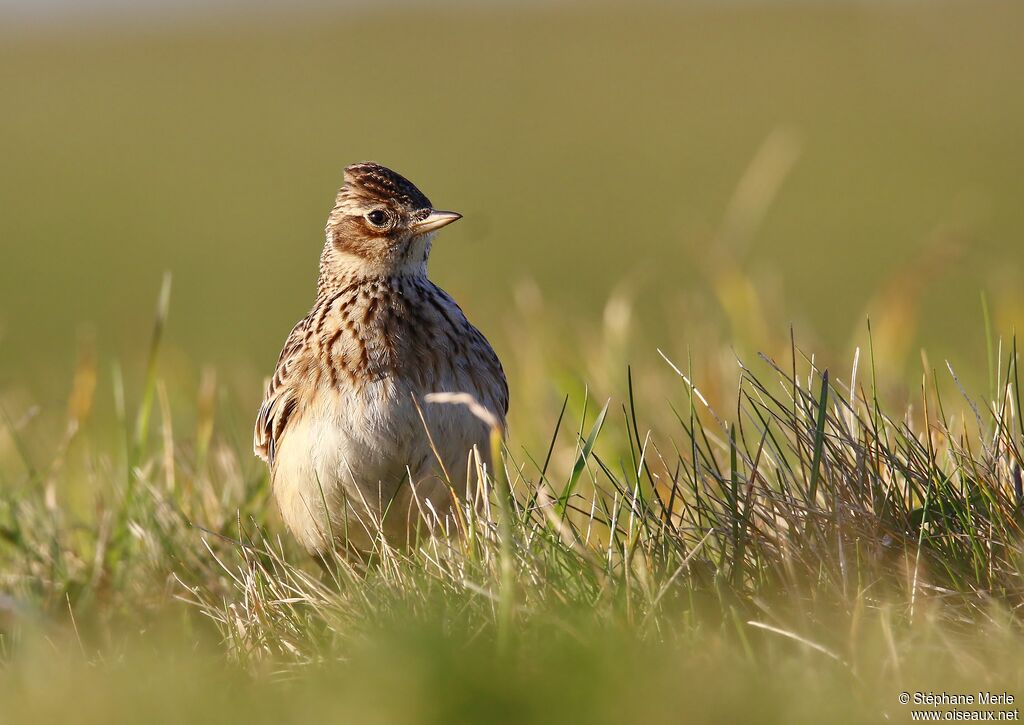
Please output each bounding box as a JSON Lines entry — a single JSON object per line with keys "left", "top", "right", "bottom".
{"left": 411, "top": 210, "right": 462, "bottom": 235}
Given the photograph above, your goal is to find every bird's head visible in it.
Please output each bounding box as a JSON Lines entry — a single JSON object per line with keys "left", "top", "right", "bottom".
{"left": 321, "top": 162, "right": 461, "bottom": 282}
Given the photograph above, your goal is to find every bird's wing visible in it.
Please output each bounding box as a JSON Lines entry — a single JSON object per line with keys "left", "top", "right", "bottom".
{"left": 432, "top": 283, "right": 509, "bottom": 421}
{"left": 254, "top": 316, "right": 309, "bottom": 466}
{"left": 473, "top": 326, "right": 510, "bottom": 419}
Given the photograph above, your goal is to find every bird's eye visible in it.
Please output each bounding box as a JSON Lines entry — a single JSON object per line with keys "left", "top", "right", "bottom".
{"left": 366, "top": 210, "right": 389, "bottom": 227}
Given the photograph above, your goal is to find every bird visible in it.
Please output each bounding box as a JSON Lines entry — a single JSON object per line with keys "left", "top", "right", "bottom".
{"left": 254, "top": 162, "right": 508, "bottom": 556}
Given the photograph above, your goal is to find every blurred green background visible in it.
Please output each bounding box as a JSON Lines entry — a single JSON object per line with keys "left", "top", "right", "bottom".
{"left": 1, "top": 1, "right": 1023, "bottom": 401}
{"left": 3, "top": 6, "right": 1024, "bottom": 721}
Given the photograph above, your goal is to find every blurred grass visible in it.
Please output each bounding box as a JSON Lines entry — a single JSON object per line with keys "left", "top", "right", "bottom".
{"left": 2, "top": 2, "right": 1024, "bottom": 400}
{"left": 5, "top": 277, "right": 1024, "bottom": 722}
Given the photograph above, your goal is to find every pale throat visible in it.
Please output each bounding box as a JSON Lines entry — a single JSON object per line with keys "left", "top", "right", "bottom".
{"left": 318, "top": 232, "right": 434, "bottom": 291}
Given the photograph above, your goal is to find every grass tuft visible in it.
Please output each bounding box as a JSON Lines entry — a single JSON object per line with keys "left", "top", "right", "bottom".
{"left": 4, "top": 280, "right": 1024, "bottom": 722}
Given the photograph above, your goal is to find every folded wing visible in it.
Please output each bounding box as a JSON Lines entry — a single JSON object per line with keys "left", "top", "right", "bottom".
{"left": 254, "top": 317, "right": 310, "bottom": 467}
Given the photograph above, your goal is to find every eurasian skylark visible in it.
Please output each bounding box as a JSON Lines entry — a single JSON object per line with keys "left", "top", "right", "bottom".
{"left": 254, "top": 162, "right": 508, "bottom": 555}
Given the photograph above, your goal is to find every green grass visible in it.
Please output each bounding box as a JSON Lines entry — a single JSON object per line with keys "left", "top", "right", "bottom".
{"left": 4, "top": 274, "right": 1024, "bottom": 722}
{"left": 3, "top": 3, "right": 1024, "bottom": 722}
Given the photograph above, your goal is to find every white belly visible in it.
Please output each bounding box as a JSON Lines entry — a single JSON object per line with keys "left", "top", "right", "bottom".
{"left": 271, "top": 379, "right": 490, "bottom": 553}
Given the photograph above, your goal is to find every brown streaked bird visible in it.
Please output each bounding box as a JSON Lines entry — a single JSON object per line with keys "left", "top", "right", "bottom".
{"left": 254, "top": 162, "right": 508, "bottom": 555}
